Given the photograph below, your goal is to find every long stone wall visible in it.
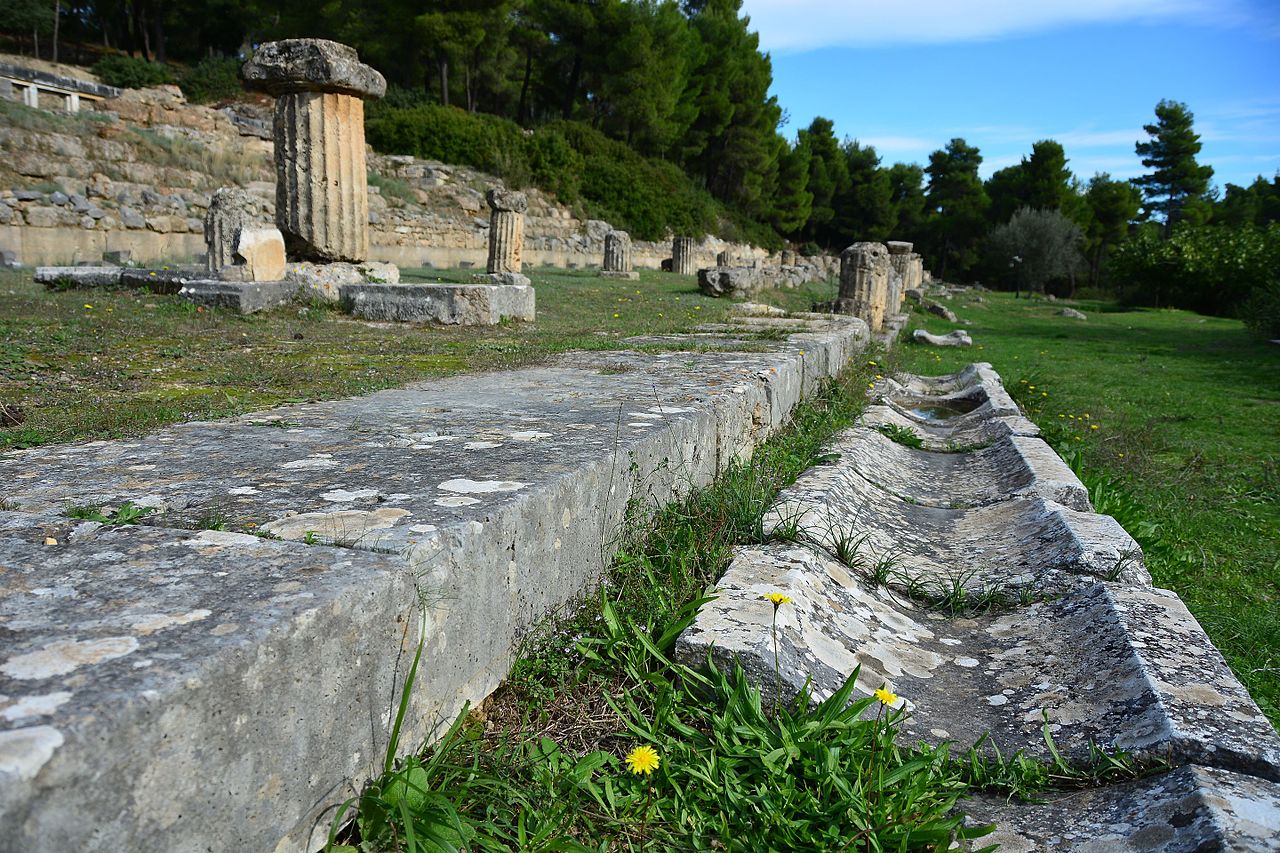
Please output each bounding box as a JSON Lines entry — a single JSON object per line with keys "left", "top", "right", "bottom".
{"left": 0, "top": 314, "right": 869, "bottom": 852}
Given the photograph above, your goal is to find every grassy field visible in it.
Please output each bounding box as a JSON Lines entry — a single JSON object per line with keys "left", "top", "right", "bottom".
{"left": 893, "top": 291, "right": 1280, "bottom": 723}
{"left": 0, "top": 266, "right": 836, "bottom": 449}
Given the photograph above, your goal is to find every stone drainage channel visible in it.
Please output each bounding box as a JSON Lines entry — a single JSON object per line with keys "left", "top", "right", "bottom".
{"left": 676, "top": 363, "right": 1280, "bottom": 850}
{"left": 0, "top": 312, "right": 868, "bottom": 852}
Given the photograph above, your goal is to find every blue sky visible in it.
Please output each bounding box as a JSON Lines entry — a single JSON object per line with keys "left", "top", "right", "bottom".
{"left": 741, "top": 0, "right": 1280, "bottom": 190}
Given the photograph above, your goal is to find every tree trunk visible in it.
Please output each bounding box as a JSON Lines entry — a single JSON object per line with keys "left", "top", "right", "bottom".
{"left": 562, "top": 53, "right": 581, "bottom": 120}
{"left": 517, "top": 48, "right": 532, "bottom": 125}
{"left": 52, "top": 0, "right": 60, "bottom": 63}
{"left": 153, "top": 9, "right": 167, "bottom": 64}
{"left": 438, "top": 56, "right": 449, "bottom": 107}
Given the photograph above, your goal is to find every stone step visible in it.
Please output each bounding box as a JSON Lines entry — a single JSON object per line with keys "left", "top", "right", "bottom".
{"left": 0, "top": 316, "right": 868, "bottom": 852}
{"left": 676, "top": 542, "right": 1279, "bottom": 779}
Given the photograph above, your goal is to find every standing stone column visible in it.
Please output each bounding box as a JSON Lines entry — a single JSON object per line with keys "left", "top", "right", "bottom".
{"left": 600, "top": 230, "right": 638, "bottom": 280}
{"left": 886, "top": 241, "right": 913, "bottom": 316}
{"left": 242, "top": 39, "right": 386, "bottom": 263}
{"left": 672, "top": 237, "right": 695, "bottom": 276}
{"left": 485, "top": 189, "right": 527, "bottom": 275}
{"left": 781, "top": 249, "right": 796, "bottom": 267}
{"left": 716, "top": 250, "right": 732, "bottom": 267}
{"left": 836, "top": 242, "right": 891, "bottom": 331}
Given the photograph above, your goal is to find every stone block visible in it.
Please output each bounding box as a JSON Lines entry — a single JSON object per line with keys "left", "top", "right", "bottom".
{"left": 342, "top": 282, "right": 535, "bottom": 325}
{"left": 24, "top": 207, "right": 58, "bottom": 228}
{"left": 838, "top": 242, "right": 891, "bottom": 331}
{"left": 913, "top": 328, "right": 972, "bottom": 347}
{"left": 598, "top": 270, "right": 639, "bottom": 281}
{"left": 286, "top": 261, "right": 400, "bottom": 301}
{"left": 177, "top": 279, "right": 300, "bottom": 314}
{"left": 925, "top": 300, "right": 959, "bottom": 322}
{"left": 103, "top": 250, "right": 131, "bottom": 266}
{"left": 234, "top": 228, "right": 287, "bottom": 282}
{"left": 34, "top": 266, "right": 124, "bottom": 289}
{"left": 1059, "top": 307, "right": 1087, "bottom": 320}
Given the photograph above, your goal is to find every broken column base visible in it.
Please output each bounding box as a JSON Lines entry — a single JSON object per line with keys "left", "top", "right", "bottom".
{"left": 286, "top": 261, "right": 401, "bottom": 301}
{"left": 599, "top": 270, "right": 640, "bottom": 281}
{"left": 178, "top": 280, "right": 301, "bottom": 314}
{"left": 341, "top": 282, "right": 535, "bottom": 325}
{"left": 471, "top": 271, "right": 531, "bottom": 287}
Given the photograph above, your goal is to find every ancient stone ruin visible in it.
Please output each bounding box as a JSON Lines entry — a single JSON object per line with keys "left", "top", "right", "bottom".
{"left": 600, "top": 230, "right": 638, "bottom": 280}
{"left": 838, "top": 241, "right": 890, "bottom": 331}
{"left": 475, "top": 188, "right": 530, "bottom": 286}
{"left": 672, "top": 236, "right": 696, "bottom": 276}
{"left": 204, "top": 187, "right": 285, "bottom": 283}
{"left": 676, "top": 363, "right": 1280, "bottom": 849}
{"left": 241, "top": 38, "right": 385, "bottom": 264}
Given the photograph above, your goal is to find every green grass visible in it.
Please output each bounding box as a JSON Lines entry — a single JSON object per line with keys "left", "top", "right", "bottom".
{"left": 894, "top": 291, "right": 1280, "bottom": 723}
{"left": 0, "top": 267, "right": 836, "bottom": 449}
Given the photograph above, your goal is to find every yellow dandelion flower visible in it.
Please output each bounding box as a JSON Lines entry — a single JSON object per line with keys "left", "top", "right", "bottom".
{"left": 874, "top": 687, "right": 899, "bottom": 706}
{"left": 762, "top": 591, "right": 793, "bottom": 606}
{"left": 625, "top": 745, "right": 660, "bottom": 776}
{"left": 613, "top": 313, "right": 620, "bottom": 318}
{"left": 44, "top": 537, "right": 57, "bottom": 546}
{"left": 1090, "top": 424, "right": 1099, "bottom": 430}
{"left": 83, "top": 303, "right": 93, "bottom": 309}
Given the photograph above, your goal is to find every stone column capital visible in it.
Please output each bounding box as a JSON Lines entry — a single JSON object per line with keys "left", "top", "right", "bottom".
{"left": 242, "top": 39, "right": 386, "bottom": 99}
{"left": 486, "top": 188, "right": 528, "bottom": 214}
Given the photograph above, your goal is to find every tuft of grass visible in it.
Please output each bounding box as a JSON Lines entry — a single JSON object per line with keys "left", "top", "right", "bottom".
{"left": 64, "top": 500, "right": 153, "bottom": 525}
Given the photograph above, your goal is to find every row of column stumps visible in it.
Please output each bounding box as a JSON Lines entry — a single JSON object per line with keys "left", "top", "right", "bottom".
{"left": 837, "top": 240, "right": 924, "bottom": 331}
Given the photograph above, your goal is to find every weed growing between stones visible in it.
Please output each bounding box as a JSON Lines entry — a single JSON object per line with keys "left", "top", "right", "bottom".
{"left": 876, "top": 422, "right": 926, "bottom": 449}
{"left": 64, "top": 500, "right": 153, "bottom": 525}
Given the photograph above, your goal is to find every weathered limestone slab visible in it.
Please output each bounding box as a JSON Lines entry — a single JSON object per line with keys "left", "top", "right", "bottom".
{"left": 672, "top": 236, "right": 695, "bottom": 276}
{"left": 676, "top": 544, "right": 1278, "bottom": 775}
{"left": 1059, "top": 307, "right": 1087, "bottom": 320}
{"left": 286, "top": 259, "right": 400, "bottom": 301}
{"left": 34, "top": 266, "right": 123, "bottom": 289}
{"left": 600, "top": 230, "right": 637, "bottom": 280}
{"left": 233, "top": 227, "right": 286, "bottom": 282}
{"left": 177, "top": 279, "right": 300, "bottom": 314}
{"left": 913, "top": 328, "right": 972, "bottom": 347}
{"left": 964, "top": 766, "right": 1280, "bottom": 852}
{"left": 0, "top": 317, "right": 868, "bottom": 852}
{"left": 484, "top": 188, "right": 526, "bottom": 275}
{"left": 837, "top": 241, "right": 890, "bottom": 331}
{"left": 340, "top": 282, "right": 535, "bottom": 325}
{"left": 243, "top": 40, "right": 385, "bottom": 263}
{"left": 0, "top": 512, "right": 416, "bottom": 853}
{"left": 925, "top": 300, "right": 959, "bottom": 322}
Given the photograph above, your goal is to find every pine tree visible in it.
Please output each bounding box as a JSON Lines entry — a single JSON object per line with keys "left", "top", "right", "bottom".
{"left": 1134, "top": 99, "right": 1214, "bottom": 235}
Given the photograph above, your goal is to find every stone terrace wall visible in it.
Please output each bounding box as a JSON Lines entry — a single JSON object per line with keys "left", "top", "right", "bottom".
{"left": 0, "top": 83, "right": 793, "bottom": 271}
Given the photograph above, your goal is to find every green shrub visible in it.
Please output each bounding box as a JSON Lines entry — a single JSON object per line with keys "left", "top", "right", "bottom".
{"left": 1242, "top": 279, "right": 1280, "bottom": 338}
{"left": 178, "top": 57, "right": 242, "bottom": 104}
{"left": 93, "top": 55, "right": 174, "bottom": 89}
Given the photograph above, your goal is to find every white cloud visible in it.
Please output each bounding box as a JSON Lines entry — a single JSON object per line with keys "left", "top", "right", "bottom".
{"left": 741, "top": 0, "right": 1245, "bottom": 52}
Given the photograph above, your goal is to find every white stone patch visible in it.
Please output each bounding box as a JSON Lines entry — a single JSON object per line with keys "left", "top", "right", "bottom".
{"left": 954, "top": 657, "right": 980, "bottom": 668}
{"left": 435, "top": 496, "right": 480, "bottom": 508}
{"left": 409, "top": 524, "right": 438, "bottom": 534}
{"left": 126, "top": 464, "right": 156, "bottom": 472}
{"left": 132, "top": 494, "right": 168, "bottom": 510}
{"left": 320, "top": 488, "right": 380, "bottom": 503}
{"left": 130, "top": 610, "right": 212, "bottom": 636}
{"left": 630, "top": 413, "right": 663, "bottom": 420}
{"left": 939, "top": 638, "right": 962, "bottom": 646}
{"left": 510, "top": 430, "right": 552, "bottom": 442}
{"left": 464, "top": 441, "right": 502, "bottom": 450}
{"left": 407, "top": 433, "right": 455, "bottom": 445}
{"left": 185, "top": 530, "right": 261, "bottom": 548}
{"left": 1, "top": 692, "right": 73, "bottom": 722}
{"left": 987, "top": 694, "right": 1009, "bottom": 706}
{"left": 2, "top": 636, "right": 140, "bottom": 680}
{"left": 0, "top": 725, "right": 64, "bottom": 780}
{"left": 647, "top": 406, "right": 696, "bottom": 414}
{"left": 261, "top": 508, "right": 411, "bottom": 542}
{"left": 438, "top": 479, "right": 528, "bottom": 495}
{"left": 281, "top": 454, "right": 337, "bottom": 470}
{"left": 627, "top": 422, "right": 654, "bottom": 429}
{"left": 227, "top": 486, "right": 260, "bottom": 495}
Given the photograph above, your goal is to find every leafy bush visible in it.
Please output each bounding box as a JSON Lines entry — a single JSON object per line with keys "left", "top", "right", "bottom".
{"left": 93, "top": 55, "right": 174, "bottom": 89}
{"left": 366, "top": 103, "right": 735, "bottom": 241}
{"left": 178, "top": 57, "right": 242, "bottom": 104}
{"left": 1110, "top": 223, "right": 1280, "bottom": 316}
{"left": 1242, "top": 279, "right": 1280, "bottom": 338}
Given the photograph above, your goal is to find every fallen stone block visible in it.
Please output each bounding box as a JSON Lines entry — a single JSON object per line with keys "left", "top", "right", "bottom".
{"left": 1058, "top": 307, "right": 1087, "bottom": 320}
{"left": 177, "top": 279, "right": 300, "bottom": 314}
{"left": 729, "top": 302, "right": 788, "bottom": 317}
{"left": 341, "top": 282, "right": 536, "bottom": 325}
{"left": 698, "top": 265, "right": 770, "bottom": 298}
{"left": 925, "top": 300, "right": 959, "bottom": 322}
{"left": 231, "top": 226, "right": 287, "bottom": 283}
{"left": 963, "top": 765, "right": 1280, "bottom": 852}
{"left": 471, "top": 271, "right": 531, "bottom": 287}
{"left": 287, "top": 260, "right": 401, "bottom": 301}
{"left": 913, "top": 328, "right": 971, "bottom": 346}
{"left": 676, "top": 543, "right": 1277, "bottom": 776}
{"left": 34, "top": 266, "right": 124, "bottom": 289}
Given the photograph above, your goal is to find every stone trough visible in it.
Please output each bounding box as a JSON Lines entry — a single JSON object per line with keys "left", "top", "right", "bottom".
{"left": 676, "top": 362, "right": 1280, "bottom": 849}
